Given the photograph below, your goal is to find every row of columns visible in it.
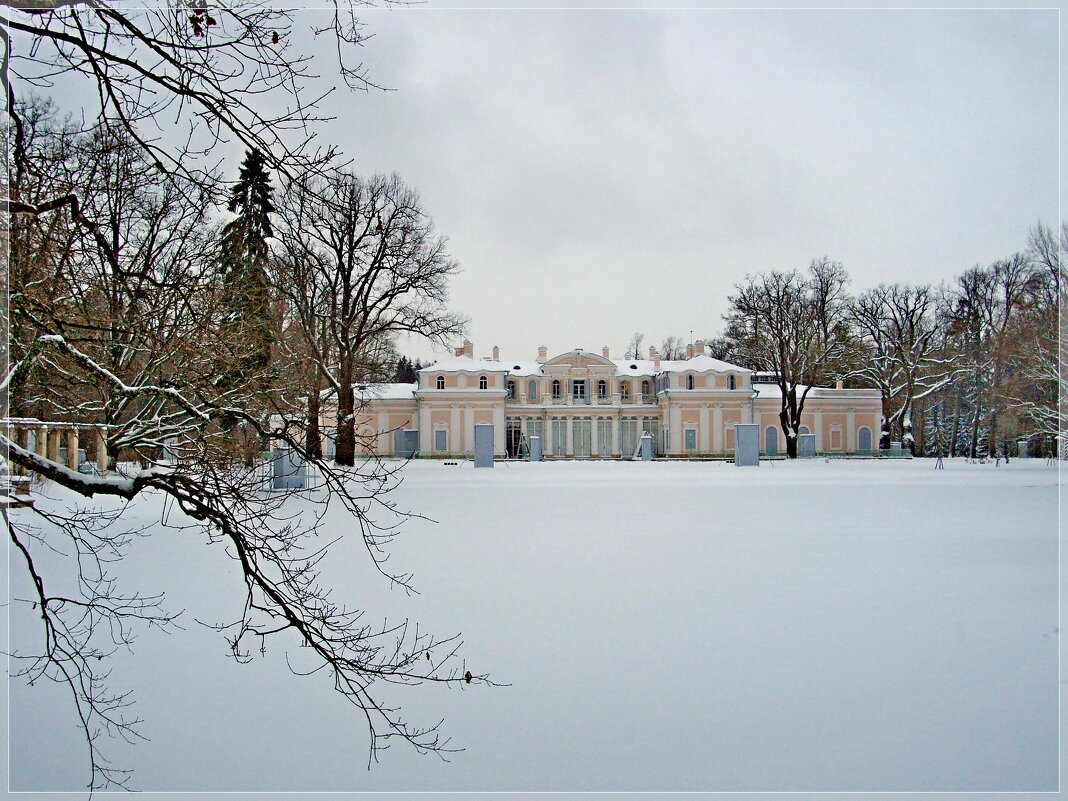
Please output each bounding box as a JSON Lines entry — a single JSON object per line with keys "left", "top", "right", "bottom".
{"left": 5, "top": 421, "right": 110, "bottom": 475}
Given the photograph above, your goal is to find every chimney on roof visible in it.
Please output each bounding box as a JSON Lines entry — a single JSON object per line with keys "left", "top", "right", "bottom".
{"left": 492, "top": 345, "right": 499, "bottom": 361}
{"left": 463, "top": 339, "right": 473, "bottom": 358}
{"left": 648, "top": 345, "right": 656, "bottom": 359}
{"left": 686, "top": 343, "right": 695, "bottom": 359}
{"left": 836, "top": 379, "right": 844, "bottom": 390}
{"left": 695, "top": 340, "right": 706, "bottom": 355}
{"left": 653, "top": 353, "right": 661, "bottom": 370}
{"left": 602, "top": 346, "right": 610, "bottom": 358}
{"left": 537, "top": 345, "right": 547, "bottom": 363}
{"left": 454, "top": 345, "right": 464, "bottom": 357}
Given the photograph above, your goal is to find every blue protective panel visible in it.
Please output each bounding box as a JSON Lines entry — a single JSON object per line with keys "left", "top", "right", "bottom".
{"left": 734, "top": 424, "right": 759, "bottom": 466}
{"left": 435, "top": 429, "right": 447, "bottom": 452}
{"left": 640, "top": 434, "right": 653, "bottom": 461}
{"left": 474, "top": 424, "right": 494, "bottom": 468}
{"left": 797, "top": 434, "right": 816, "bottom": 458}
{"left": 528, "top": 434, "right": 542, "bottom": 462}
{"left": 273, "top": 448, "right": 307, "bottom": 489}
{"left": 684, "top": 428, "right": 697, "bottom": 451}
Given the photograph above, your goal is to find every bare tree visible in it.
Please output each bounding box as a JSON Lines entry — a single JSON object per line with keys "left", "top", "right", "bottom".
{"left": 2, "top": 2, "right": 377, "bottom": 201}
{"left": 703, "top": 335, "right": 740, "bottom": 363}
{"left": 848, "top": 284, "right": 961, "bottom": 453}
{"left": 624, "top": 332, "right": 645, "bottom": 360}
{"left": 658, "top": 336, "right": 687, "bottom": 360}
{"left": 2, "top": 5, "right": 490, "bottom": 792}
{"left": 723, "top": 259, "right": 852, "bottom": 458}
{"left": 274, "top": 172, "right": 466, "bottom": 466}
{"left": 948, "top": 255, "right": 1035, "bottom": 458}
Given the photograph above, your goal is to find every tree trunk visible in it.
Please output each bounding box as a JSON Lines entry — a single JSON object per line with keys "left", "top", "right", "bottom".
{"left": 335, "top": 377, "right": 355, "bottom": 466}
{"left": 306, "top": 377, "right": 322, "bottom": 459}
{"left": 948, "top": 385, "right": 961, "bottom": 457}
{"left": 780, "top": 407, "right": 798, "bottom": 458}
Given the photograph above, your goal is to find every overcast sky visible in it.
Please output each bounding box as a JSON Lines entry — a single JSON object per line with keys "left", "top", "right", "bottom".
{"left": 297, "top": 5, "right": 1057, "bottom": 365}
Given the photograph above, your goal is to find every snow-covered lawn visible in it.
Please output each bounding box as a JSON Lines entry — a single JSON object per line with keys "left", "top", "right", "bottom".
{"left": 7, "top": 458, "right": 1059, "bottom": 794}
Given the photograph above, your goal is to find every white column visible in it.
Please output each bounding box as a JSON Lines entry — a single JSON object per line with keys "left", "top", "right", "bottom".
{"left": 712, "top": 404, "right": 723, "bottom": 453}
{"left": 544, "top": 415, "right": 554, "bottom": 456}
{"left": 591, "top": 415, "right": 600, "bottom": 456}
{"left": 847, "top": 407, "right": 856, "bottom": 452}
{"left": 65, "top": 428, "right": 80, "bottom": 470}
{"left": 464, "top": 404, "right": 474, "bottom": 456}
{"left": 669, "top": 403, "right": 682, "bottom": 455}
{"left": 450, "top": 404, "right": 460, "bottom": 452}
{"left": 610, "top": 414, "right": 619, "bottom": 456}
{"left": 699, "top": 404, "right": 710, "bottom": 453}
{"left": 752, "top": 408, "right": 761, "bottom": 449}
{"left": 493, "top": 403, "right": 506, "bottom": 456}
{"left": 95, "top": 426, "right": 108, "bottom": 474}
{"left": 418, "top": 402, "right": 432, "bottom": 454}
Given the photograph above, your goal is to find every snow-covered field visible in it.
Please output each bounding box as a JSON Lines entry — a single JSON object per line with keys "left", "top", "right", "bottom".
{"left": 6, "top": 457, "right": 1060, "bottom": 797}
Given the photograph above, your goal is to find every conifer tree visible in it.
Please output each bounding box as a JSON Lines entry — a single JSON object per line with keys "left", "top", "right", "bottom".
{"left": 219, "top": 149, "right": 275, "bottom": 383}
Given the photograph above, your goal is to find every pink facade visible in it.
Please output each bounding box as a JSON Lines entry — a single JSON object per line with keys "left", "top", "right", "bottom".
{"left": 320, "top": 342, "right": 882, "bottom": 459}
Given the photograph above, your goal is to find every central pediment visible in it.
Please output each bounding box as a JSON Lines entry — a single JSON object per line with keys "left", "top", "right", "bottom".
{"left": 542, "top": 349, "right": 616, "bottom": 370}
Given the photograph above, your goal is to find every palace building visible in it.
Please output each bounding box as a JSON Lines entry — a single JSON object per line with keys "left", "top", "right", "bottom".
{"left": 324, "top": 340, "right": 883, "bottom": 459}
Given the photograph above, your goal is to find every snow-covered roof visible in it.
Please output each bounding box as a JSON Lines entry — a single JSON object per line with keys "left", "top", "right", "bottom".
{"left": 752, "top": 383, "right": 809, "bottom": 399}
{"left": 751, "top": 383, "right": 878, "bottom": 399}
{"left": 421, "top": 352, "right": 752, "bottom": 377}
{"left": 610, "top": 358, "right": 657, "bottom": 377}
{"left": 659, "top": 354, "right": 752, "bottom": 374}
{"left": 370, "top": 382, "right": 418, "bottom": 400}
{"left": 418, "top": 356, "right": 509, "bottom": 374}
{"left": 501, "top": 361, "right": 544, "bottom": 376}
{"left": 320, "top": 382, "right": 418, "bottom": 401}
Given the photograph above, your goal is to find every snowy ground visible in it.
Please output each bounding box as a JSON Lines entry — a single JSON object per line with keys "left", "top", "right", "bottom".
{"left": 5, "top": 457, "right": 1060, "bottom": 798}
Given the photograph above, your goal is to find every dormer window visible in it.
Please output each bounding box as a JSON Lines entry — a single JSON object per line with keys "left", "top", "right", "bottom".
{"left": 436, "top": 375, "right": 445, "bottom": 390}
{"left": 621, "top": 380, "right": 631, "bottom": 399}
{"left": 506, "top": 380, "right": 515, "bottom": 399}
{"left": 642, "top": 380, "right": 651, "bottom": 396}
{"left": 479, "top": 375, "right": 488, "bottom": 390}
{"left": 551, "top": 379, "right": 561, "bottom": 399}
{"left": 686, "top": 374, "right": 694, "bottom": 390}
{"left": 597, "top": 379, "right": 607, "bottom": 398}
{"left": 528, "top": 379, "right": 538, "bottom": 401}
{"left": 728, "top": 375, "right": 736, "bottom": 390}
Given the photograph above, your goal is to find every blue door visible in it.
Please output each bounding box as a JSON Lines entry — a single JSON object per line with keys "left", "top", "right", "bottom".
{"left": 858, "top": 426, "right": 872, "bottom": 452}
{"left": 684, "top": 429, "right": 697, "bottom": 451}
{"left": 434, "top": 429, "right": 447, "bottom": 452}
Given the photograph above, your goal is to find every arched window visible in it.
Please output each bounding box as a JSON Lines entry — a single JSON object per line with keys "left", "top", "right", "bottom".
{"left": 528, "top": 379, "right": 538, "bottom": 401}
{"left": 479, "top": 375, "right": 488, "bottom": 390}
{"left": 620, "top": 380, "right": 631, "bottom": 399}
{"left": 551, "top": 379, "right": 561, "bottom": 398}
{"left": 435, "top": 375, "right": 445, "bottom": 390}
{"left": 597, "top": 379, "right": 607, "bottom": 398}
{"left": 506, "top": 380, "right": 515, "bottom": 399}
{"left": 685, "top": 375, "right": 694, "bottom": 390}
{"left": 642, "top": 380, "right": 651, "bottom": 397}
{"left": 728, "top": 374, "right": 736, "bottom": 390}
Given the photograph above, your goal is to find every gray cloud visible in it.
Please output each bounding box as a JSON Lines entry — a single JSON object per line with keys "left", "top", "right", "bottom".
{"left": 315, "top": 8, "right": 1057, "bottom": 362}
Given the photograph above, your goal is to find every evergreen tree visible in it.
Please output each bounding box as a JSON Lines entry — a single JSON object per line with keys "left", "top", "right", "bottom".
{"left": 219, "top": 149, "right": 275, "bottom": 383}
